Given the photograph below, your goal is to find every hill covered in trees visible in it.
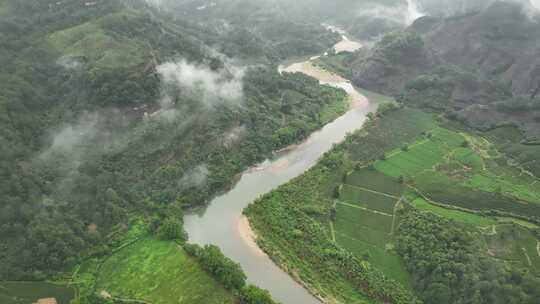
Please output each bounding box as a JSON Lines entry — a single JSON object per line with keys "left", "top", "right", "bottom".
{"left": 0, "top": 0, "right": 348, "bottom": 287}
{"left": 349, "top": 1, "right": 540, "bottom": 141}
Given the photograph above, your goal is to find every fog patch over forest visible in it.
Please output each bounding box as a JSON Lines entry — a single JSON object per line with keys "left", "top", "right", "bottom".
{"left": 178, "top": 164, "right": 209, "bottom": 190}
{"left": 415, "top": 0, "right": 540, "bottom": 19}
{"left": 38, "top": 112, "right": 100, "bottom": 165}
{"left": 56, "top": 55, "right": 83, "bottom": 70}
{"left": 154, "top": 59, "right": 244, "bottom": 121}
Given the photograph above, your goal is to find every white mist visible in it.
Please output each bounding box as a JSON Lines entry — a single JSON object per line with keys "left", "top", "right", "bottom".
{"left": 406, "top": 0, "right": 425, "bottom": 24}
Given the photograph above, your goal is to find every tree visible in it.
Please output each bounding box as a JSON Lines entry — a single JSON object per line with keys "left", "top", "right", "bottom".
{"left": 157, "top": 218, "right": 186, "bottom": 241}
{"left": 198, "top": 245, "right": 246, "bottom": 290}
{"left": 240, "top": 285, "right": 278, "bottom": 304}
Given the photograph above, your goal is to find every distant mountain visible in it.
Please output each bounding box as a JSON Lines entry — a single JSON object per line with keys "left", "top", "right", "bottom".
{"left": 351, "top": 1, "right": 540, "bottom": 141}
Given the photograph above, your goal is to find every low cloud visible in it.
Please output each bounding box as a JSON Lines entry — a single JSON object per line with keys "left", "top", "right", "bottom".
{"left": 39, "top": 112, "right": 100, "bottom": 164}
{"left": 57, "top": 56, "right": 83, "bottom": 70}
{"left": 222, "top": 125, "right": 247, "bottom": 148}
{"left": 413, "top": 0, "right": 539, "bottom": 20}
{"left": 178, "top": 164, "right": 209, "bottom": 190}
{"left": 157, "top": 59, "right": 244, "bottom": 106}
{"left": 150, "top": 59, "right": 244, "bottom": 121}
{"left": 355, "top": 0, "right": 424, "bottom": 27}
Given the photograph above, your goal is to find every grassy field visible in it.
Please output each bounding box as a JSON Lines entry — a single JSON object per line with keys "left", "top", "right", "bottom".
{"left": 95, "top": 238, "right": 235, "bottom": 304}
{"left": 339, "top": 185, "right": 397, "bottom": 214}
{"left": 48, "top": 12, "right": 146, "bottom": 69}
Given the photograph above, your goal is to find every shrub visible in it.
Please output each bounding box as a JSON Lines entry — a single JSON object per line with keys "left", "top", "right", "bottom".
{"left": 240, "top": 285, "right": 278, "bottom": 304}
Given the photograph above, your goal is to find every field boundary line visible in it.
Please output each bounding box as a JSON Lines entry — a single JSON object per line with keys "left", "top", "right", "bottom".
{"left": 334, "top": 231, "right": 381, "bottom": 249}
{"left": 329, "top": 222, "right": 336, "bottom": 243}
{"left": 342, "top": 184, "right": 399, "bottom": 199}
{"left": 537, "top": 241, "right": 540, "bottom": 257}
{"left": 336, "top": 201, "right": 393, "bottom": 217}
{"left": 390, "top": 197, "right": 404, "bottom": 235}
{"left": 386, "top": 137, "right": 431, "bottom": 158}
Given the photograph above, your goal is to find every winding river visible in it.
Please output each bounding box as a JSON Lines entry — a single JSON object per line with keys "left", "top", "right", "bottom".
{"left": 184, "top": 35, "right": 376, "bottom": 304}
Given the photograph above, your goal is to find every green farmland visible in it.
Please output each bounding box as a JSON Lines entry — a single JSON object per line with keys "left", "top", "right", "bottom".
{"left": 74, "top": 238, "right": 235, "bottom": 304}
{"left": 247, "top": 106, "right": 540, "bottom": 304}
{"left": 96, "top": 239, "right": 235, "bottom": 304}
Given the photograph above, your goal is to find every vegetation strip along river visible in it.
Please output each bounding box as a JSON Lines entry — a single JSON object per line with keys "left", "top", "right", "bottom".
{"left": 184, "top": 35, "right": 377, "bottom": 304}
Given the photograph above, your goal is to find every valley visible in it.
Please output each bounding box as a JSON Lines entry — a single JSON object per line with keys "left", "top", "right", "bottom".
{"left": 1, "top": 1, "right": 540, "bottom": 304}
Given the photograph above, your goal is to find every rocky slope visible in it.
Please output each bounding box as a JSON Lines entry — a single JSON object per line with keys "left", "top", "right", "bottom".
{"left": 351, "top": 0, "right": 540, "bottom": 141}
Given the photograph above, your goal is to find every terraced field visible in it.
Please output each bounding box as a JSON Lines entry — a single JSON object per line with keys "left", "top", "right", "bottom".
{"left": 331, "top": 107, "right": 540, "bottom": 287}
{"left": 333, "top": 168, "right": 411, "bottom": 287}
{"left": 247, "top": 107, "right": 540, "bottom": 304}
{"left": 485, "top": 224, "right": 540, "bottom": 277}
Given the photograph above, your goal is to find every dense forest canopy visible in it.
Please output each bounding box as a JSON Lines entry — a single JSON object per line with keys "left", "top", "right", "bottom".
{"left": 2, "top": 1, "right": 540, "bottom": 304}
{"left": 0, "top": 0, "right": 347, "bottom": 280}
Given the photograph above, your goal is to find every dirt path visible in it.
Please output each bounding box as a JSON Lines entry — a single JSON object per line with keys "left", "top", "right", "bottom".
{"left": 336, "top": 201, "right": 393, "bottom": 217}
{"left": 537, "top": 241, "right": 540, "bottom": 257}
{"left": 100, "top": 289, "right": 152, "bottom": 304}
{"left": 522, "top": 248, "right": 533, "bottom": 266}
{"left": 342, "top": 184, "right": 399, "bottom": 199}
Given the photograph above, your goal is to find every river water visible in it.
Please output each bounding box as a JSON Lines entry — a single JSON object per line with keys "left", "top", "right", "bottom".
{"left": 184, "top": 35, "right": 375, "bottom": 304}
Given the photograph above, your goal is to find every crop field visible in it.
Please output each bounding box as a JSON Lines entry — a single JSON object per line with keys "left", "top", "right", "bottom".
{"left": 345, "top": 168, "right": 404, "bottom": 196}
{"left": 417, "top": 180, "right": 540, "bottom": 217}
{"left": 485, "top": 126, "right": 540, "bottom": 177}
{"left": 333, "top": 166, "right": 411, "bottom": 287}
{"left": 333, "top": 107, "right": 540, "bottom": 286}
{"left": 347, "top": 108, "right": 437, "bottom": 162}
{"left": 484, "top": 224, "right": 540, "bottom": 276}
{"left": 409, "top": 197, "right": 496, "bottom": 227}
{"left": 339, "top": 184, "right": 398, "bottom": 214}
{"left": 95, "top": 238, "right": 235, "bottom": 304}
{"left": 374, "top": 127, "right": 465, "bottom": 178}
{"left": 333, "top": 203, "right": 411, "bottom": 287}
{"left": 359, "top": 113, "right": 540, "bottom": 219}
{"left": 247, "top": 107, "right": 540, "bottom": 304}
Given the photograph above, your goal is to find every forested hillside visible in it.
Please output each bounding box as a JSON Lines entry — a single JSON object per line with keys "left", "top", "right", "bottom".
{"left": 0, "top": 0, "right": 346, "bottom": 283}
{"left": 348, "top": 1, "right": 540, "bottom": 141}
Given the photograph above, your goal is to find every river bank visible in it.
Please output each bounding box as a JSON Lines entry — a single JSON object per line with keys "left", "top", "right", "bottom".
{"left": 184, "top": 32, "right": 378, "bottom": 304}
